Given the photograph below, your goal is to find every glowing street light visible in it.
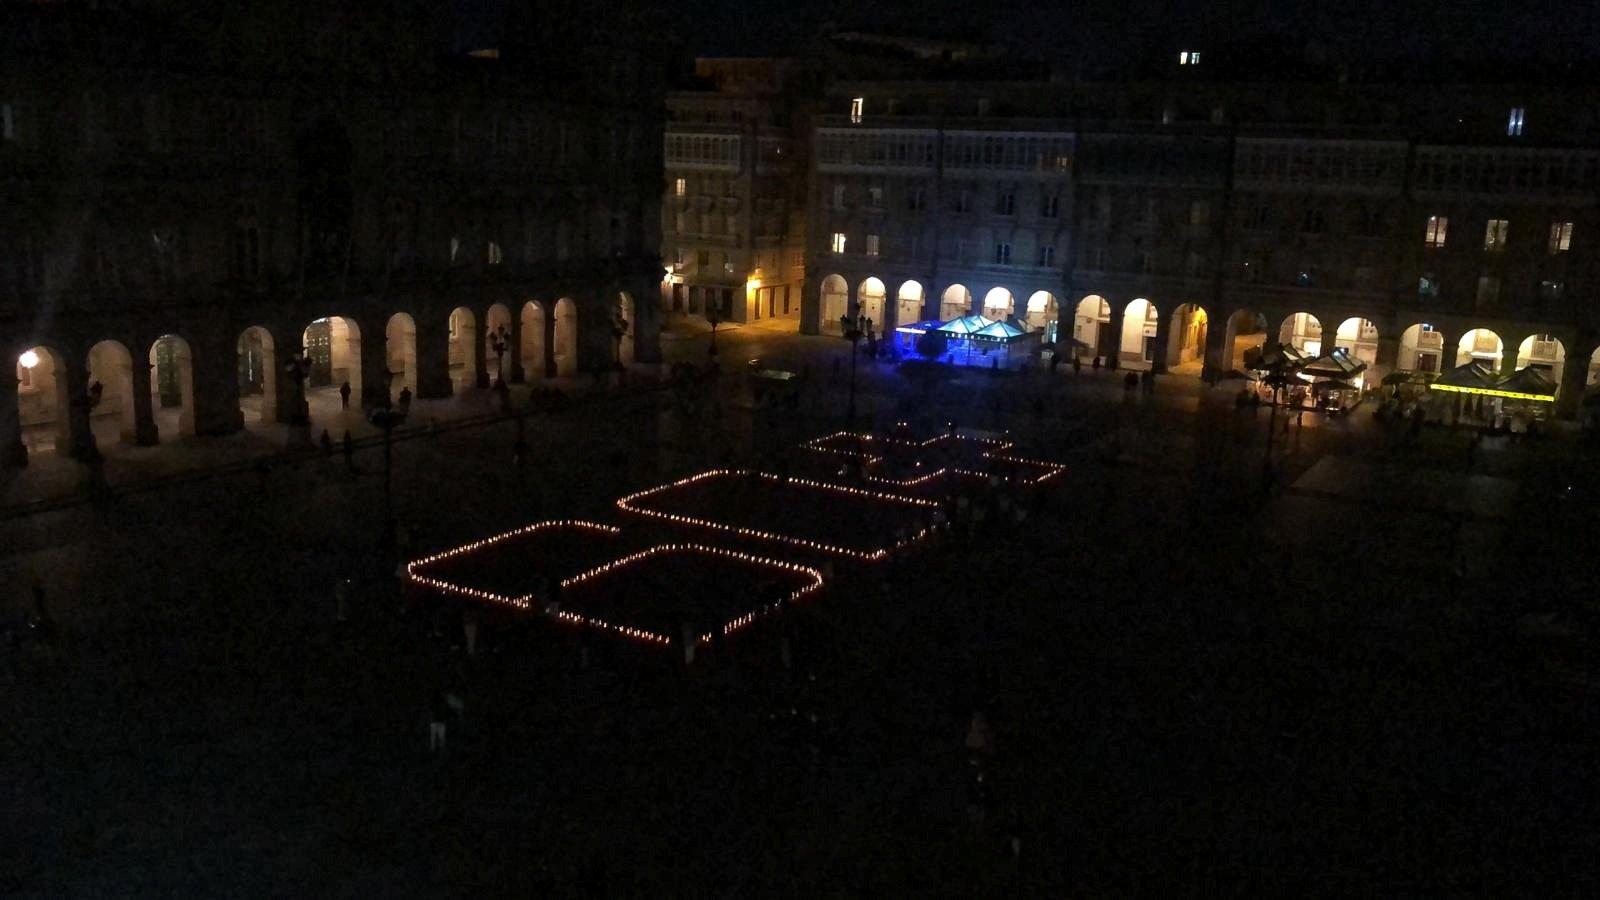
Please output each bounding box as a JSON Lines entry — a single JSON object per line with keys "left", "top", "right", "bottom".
{"left": 18, "top": 349, "right": 39, "bottom": 370}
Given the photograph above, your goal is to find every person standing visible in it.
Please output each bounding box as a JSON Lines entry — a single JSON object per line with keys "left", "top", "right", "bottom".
{"left": 342, "top": 430, "right": 355, "bottom": 471}
{"left": 339, "top": 381, "right": 352, "bottom": 409}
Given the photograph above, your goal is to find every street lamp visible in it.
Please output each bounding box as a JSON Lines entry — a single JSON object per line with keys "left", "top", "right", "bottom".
{"left": 368, "top": 400, "right": 409, "bottom": 532}
{"left": 839, "top": 313, "right": 864, "bottom": 428}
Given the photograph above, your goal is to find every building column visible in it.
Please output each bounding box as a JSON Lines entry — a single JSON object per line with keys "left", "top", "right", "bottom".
{"left": 416, "top": 313, "right": 454, "bottom": 399}
{"left": 1554, "top": 343, "right": 1589, "bottom": 420}
{"left": 0, "top": 370, "right": 24, "bottom": 467}
{"left": 192, "top": 336, "right": 244, "bottom": 436}
{"left": 1150, "top": 301, "right": 1174, "bottom": 375}
{"left": 507, "top": 305, "right": 526, "bottom": 384}
{"left": 360, "top": 323, "right": 389, "bottom": 410}
{"left": 472, "top": 307, "right": 491, "bottom": 389}
{"left": 799, "top": 275, "right": 822, "bottom": 336}
{"left": 1372, "top": 333, "right": 1400, "bottom": 388}
{"left": 1437, "top": 331, "right": 1460, "bottom": 373}
{"left": 543, "top": 301, "right": 560, "bottom": 378}
{"left": 60, "top": 359, "right": 97, "bottom": 461}
{"left": 1202, "top": 311, "right": 1230, "bottom": 380}
{"left": 1101, "top": 298, "right": 1125, "bottom": 370}
{"left": 129, "top": 356, "right": 160, "bottom": 445}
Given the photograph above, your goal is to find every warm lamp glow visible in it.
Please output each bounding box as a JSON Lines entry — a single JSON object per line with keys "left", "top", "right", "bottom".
{"left": 18, "top": 350, "right": 39, "bottom": 370}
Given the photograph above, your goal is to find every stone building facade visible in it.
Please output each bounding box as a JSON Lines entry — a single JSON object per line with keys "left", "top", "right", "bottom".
{"left": 1, "top": 1, "right": 665, "bottom": 466}
{"left": 803, "top": 69, "right": 1600, "bottom": 417}
{"left": 660, "top": 58, "right": 809, "bottom": 326}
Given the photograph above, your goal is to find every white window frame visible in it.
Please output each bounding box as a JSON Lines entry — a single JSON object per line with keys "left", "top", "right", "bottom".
{"left": 865, "top": 234, "right": 880, "bottom": 257}
{"left": 1038, "top": 245, "right": 1055, "bottom": 267}
{"left": 849, "top": 97, "right": 864, "bottom": 124}
{"left": 674, "top": 177, "right": 686, "bottom": 197}
{"left": 1549, "top": 221, "right": 1573, "bottom": 254}
{"left": 830, "top": 232, "right": 847, "bottom": 254}
{"left": 994, "top": 242, "right": 1011, "bottom": 265}
{"left": 1425, "top": 215, "right": 1448, "bottom": 248}
{"left": 1507, "top": 107, "right": 1525, "bottom": 137}
{"left": 1483, "top": 218, "right": 1509, "bottom": 252}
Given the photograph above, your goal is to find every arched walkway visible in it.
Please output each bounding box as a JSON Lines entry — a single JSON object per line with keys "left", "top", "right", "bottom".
{"left": 857, "top": 277, "right": 886, "bottom": 331}
{"left": 820, "top": 274, "right": 848, "bottom": 333}
{"left": 1165, "top": 304, "right": 1208, "bottom": 373}
{"left": 896, "top": 281, "right": 924, "bottom": 327}
{"left": 237, "top": 326, "right": 278, "bottom": 424}
{"left": 16, "top": 345, "right": 70, "bottom": 455}
{"left": 1073, "top": 295, "right": 1110, "bottom": 360}
{"left": 1120, "top": 299, "right": 1159, "bottom": 370}
{"left": 386, "top": 313, "right": 417, "bottom": 401}
{"left": 983, "top": 287, "right": 1015, "bottom": 320}
{"left": 1334, "top": 318, "right": 1380, "bottom": 368}
{"left": 940, "top": 284, "right": 972, "bottom": 321}
{"left": 617, "top": 293, "right": 636, "bottom": 365}
{"left": 484, "top": 303, "right": 513, "bottom": 385}
{"left": 1024, "top": 291, "right": 1057, "bottom": 338}
{"left": 1399, "top": 323, "right": 1444, "bottom": 373}
{"left": 520, "top": 301, "right": 546, "bottom": 379}
{"left": 553, "top": 298, "right": 578, "bottom": 376}
{"left": 1458, "top": 328, "right": 1504, "bottom": 369}
{"left": 87, "top": 340, "right": 137, "bottom": 444}
{"left": 1278, "top": 312, "right": 1324, "bottom": 357}
{"left": 147, "top": 334, "right": 195, "bottom": 440}
{"left": 448, "top": 307, "right": 478, "bottom": 391}
{"left": 1224, "top": 310, "right": 1268, "bottom": 370}
{"left": 1515, "top": 334, "right": 1565, "bottom": 382}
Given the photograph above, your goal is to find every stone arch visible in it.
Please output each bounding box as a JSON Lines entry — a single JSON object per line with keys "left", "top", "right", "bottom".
{"left": 520, "top": 301, "right": 547, "bottom": 379}
{"left": 1278, "top": 312, "right": 1324, "bottom": 357}
{"left": 983, "top": 287, "right": 1015, "bottom": 320}
{"left": 553, "top": 297, "right": 578, "bottom": 376}
{"left": 386, "top": 313, "right": 418, "bottom": 400}
{"left": 940, "top": 284, "right": 972, "bottom": 321}
{"left": 1072, "top": 295, "right": 1111, "bottom": 360}
{"left": 87, "top": 339, "right": 138, "bottom": 444}
{"left": 1515, "top": 333, "right": 1565, "bottom": 382}
{"left": 484, "top": 302, "right": 513, "bottom": 385}
{"left": 1165, "top": 303, "right": 1208, "bottom": 371}
{"left": 15, "top": 345, "right": 72, "bottom": 455}
{"left": 1334, "top": 317, "right": 1380, "bottom": 368}
{"left": 303, "top": 316, "right": 364, "bottom": 410}
{"left": 1458, "top": 328, "right": 1504, "bottom": 369}
{"left": 1399, "top": 323, "right": 1445, "bottom": 373}
{"left": 147, "top": 334, "right": 196, "bottom": 440}
{"left": 857, "top": 277, "right": 887, "bottom": 330}
{"left": 237, "top": 326, "right": 278, "bottom": 424}
{"left": 1120, "top": 298, "right": 1159, "bottom": 370}
{"left": 1024, "top": 291, "right": 1057, "bottom": 334}
{"left": 617, "top": 292, "right": 637, "bottom": 365}
{"left": 1224, "top": 309, "right": 1268, "bottom": 371}
{"left": 896, "top": 280, "right": 925, "bottom": 326}
{"left": 820, "top": 274, "right": 849, "bottom": 333}
{"left": 448, "top": 306, "right": 478, "bottom": 391}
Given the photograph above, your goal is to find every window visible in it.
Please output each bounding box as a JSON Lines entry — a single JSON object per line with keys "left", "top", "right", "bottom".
{"left": 908, "top": 188, "right": 925, "bottom": 212}
{"left": 910, "top": 235, "right": 921, "bottom": 259}
{"left": 1038, "top": 245, "right": 1055, "bottom": 267}
{"left": 487, "top": 241, "right": 503, "bottom": 265}
{"left": 1418, "top": 274, "right": 1439, "bottom": 299}
{"left": 1353, "top": 266, "right": 1375, "bottom": 290}
{"left": 1210, "top": 105, "right": 1226, "bottom": 125}
{"left": 1139, "top": 251, "right": 1154, "bottom": 273}
{"left": 994, "top": 242, "right": 1011, "bottom": 265}
{"left": 1549, "top": 221, "right": 1573, "bottom": 254}
{"left": 998, "top": 192, "right": 1015, "bottom": 215}
{"left": 956, "top": 239, "right": 967, "bottom": 262}
{"left": 1185, "top": 252, "right": 1204, "bottom": 276}
{"left": 977, "top": 98, "right": 991, "bottom": 116}
{"left": 1297, "top": 268, "right": 1315, "bottom": 287}
{"left": 1090, "top": 247, "right": 1107, "bottom": 270}
{"left": 1476, "top": 275, "right": 1501, "bottom": 306}
{"left": 1507, "top": 107, "right": 1525, "bottom": 137}
{"left": 1041, "top": 195, "right": 1059, "bottom": 218}
{"left": 674, "top": 212, "right": 685, "bottom": 234}
{"left": 1483, "top": 218, "right": 1509, "bottom": 252}
{"left": 1539, "top": 279, "right": 1565, "bottom": 301}
{"left": 1246, "top": 204, "right": 1271, "bottom": 231}
{"left": 696, "top": 250, "right": 709, "bottom": 269}
{"left": 956, "top": 190, "right": 971, "bottom": 213}
{"left": 673, "top": 247, "right": 685, "bottom": 267}
{"left": 724, "top": 213, "right": 737, "bottom": 236}
{"left": 1179, "top": 50, "right": 1201, "bottom": 65}
{"left": 1425, "top": 215, "right": 1448, "bottom": 248}
{"left": 866, "top": 234, "right": 880, "bottom": 257}
{"left": 674, "top": 177, "right": 686, "bottom": 197}
{"left": 1, "top": 102, "right": 13, "bottom": 142}
{"left": 1301, "top": 208, "right": 1325, "bottom": 234}
{"left": 1189, "top": 201, "right": 1210, "bottom": 226}
{"left": 863, "top": 186, "right": 881, "bottom": 207}
{"left": 830, "top": 232, "right": 846, "bottom": 254}
{"left": 449, "top": 236, "right": 461, "bottom": 263}
{"left": 849, "top": 97, "right": 864, "bottom": 124}
{"left": 832, "top": 184, "right": 845, "bottom": 208}
{"left": 1358, "top": 207, "right": 1383, "bottom": 236}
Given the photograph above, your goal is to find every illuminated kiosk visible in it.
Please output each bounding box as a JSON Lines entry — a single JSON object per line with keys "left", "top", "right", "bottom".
{"left": 892, "top": 320, "right": 947, "bottom": 355}
{"left": 1431, "top": 363, "right": 1557, "bottom": 425}
{"left": 893, "top": 316, "right": 1042, "bottom": 368}
{"left": 616, "top": 469, "right": 939, "bottom": 561}
{"left": 405, "top": 519, "right": 824, "bottom": 653}
{"left": 1298, "top": 348, "right": 1369, "bottom": 413}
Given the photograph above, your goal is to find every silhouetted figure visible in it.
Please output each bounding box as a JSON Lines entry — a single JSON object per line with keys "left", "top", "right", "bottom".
{"left": 1072, "top": 354, "right": 1082, "bottom": 374}
{"left": 339, "top": 381, "right": 351, "bottom": 409}
{"left": 397, "top": 386, "right": 413, "bottom": 413}
{"left": 319, "top": 429, "right": 333, "bottom": 456}
{"left": 342, "top": 430, "right": 355, "bottom": 471}
{"left": 1092, "top": 356, "right": 1101, "bottom": 372}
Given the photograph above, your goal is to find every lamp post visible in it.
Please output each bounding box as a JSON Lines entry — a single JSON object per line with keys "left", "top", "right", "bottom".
{"left": 839, "top": 313, "right": 863, "bottom": 428}
{"left": 368, "top": 401, "right": 409, "bottom": 530}
{"left": 283, "top": 346, "right": 314, "bottom": 448}
{"left": 488, "top": 324, "right": 510, "bottom": 386}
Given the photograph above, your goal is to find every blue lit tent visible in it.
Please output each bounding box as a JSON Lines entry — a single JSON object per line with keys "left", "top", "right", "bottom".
{"left": 934, "top": 315, "right": 1042, "bottom": 368}
{"left": 893, "top": 319, "right": 948, "bottom": 354}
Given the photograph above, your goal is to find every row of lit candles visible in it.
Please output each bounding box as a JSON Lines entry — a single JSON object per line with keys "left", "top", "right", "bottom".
{"left": 406, "top": 519, "right": 622, "bottom": 611}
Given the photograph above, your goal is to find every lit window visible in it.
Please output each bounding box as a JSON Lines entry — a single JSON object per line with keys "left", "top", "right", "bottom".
{"left": 831, "top": 232, "right": 846, "bottom": 254}
{"left": 1424, "top": 215, "right": 1448, "bottom": 248}
{"left": 1549, "top": 221, "right": 1573, "bottom": 254}
{"left": 449, "top": 236, "right": 460, "bottom": 263}
{"left": 1038, "top": 245, "right": 1055, "bottom": 267}
{"left": 1179, "top": 50, "right": 1201, "bottom": 65}
{"left": 865, "top": 234, "right": 880, "bottom": 257}
{"left": 674, "top": 177, "right": 686, "bottom": 197}
{"left": 849, "top": 97, "right": 863, "bottom": 124}
{"left": 1476, "top": 275, "right": 1500, "bottom": 306}
{"left": 1418, "top": 274, "right": 1439, "bottom": 298}
{"left": 994, "top": 242, "right": 1011, "bottom": 265}
{"left": 1507, "top": 107, "right": 1525, "bottom": 137}
{"left": 1483, "top": 218, "right": 1509, "bottom": 252}
{"left": 487, "top": 241, "right": 502, "bottom": 265}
